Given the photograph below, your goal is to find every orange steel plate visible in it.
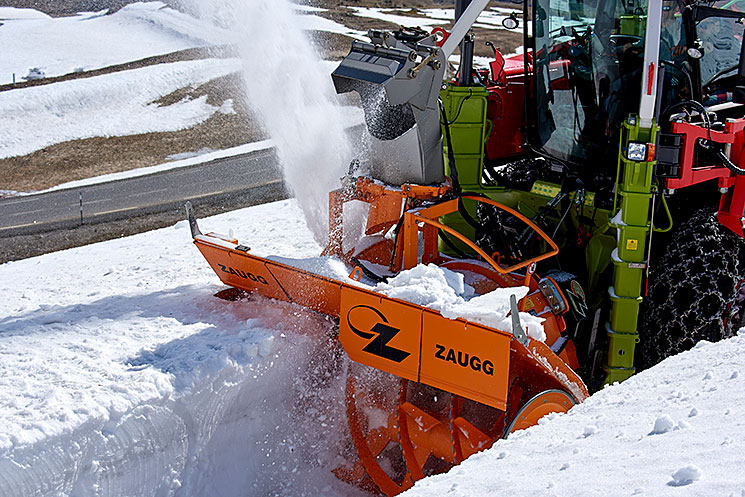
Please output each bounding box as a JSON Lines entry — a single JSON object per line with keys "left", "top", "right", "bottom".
{"left": 339, "top": 287, "right": 422, "bottom": 383}
{"left": 339, "top": 286, "right": 512, "bottom": 410}
{"left": 419, "top": 312, "right": 511, "bottom": 410}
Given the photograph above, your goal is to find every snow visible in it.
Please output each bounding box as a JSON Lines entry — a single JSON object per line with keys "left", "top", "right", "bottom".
{"left": 229, "top": 0, "right": 356, "bottom": 245}
{"left": 375, "top": 264, "right": 546, "bottom": 341}
{"left": 0, "top": 1, "right": 362, "bottom": 167}
{"left": 350, "top": 6, "right": 522, "bottom": 33}
{"left": 0, "top": 199, "right": 366, "bottom": 497}
{"left": 0, "top": 7, "right": 51, "bottom": 20}
{"left": 349, "top": 7, "right": 448, "bottom": 29}
{"left": 2, "top": 198, "right": 744, "bottom": 496}
{"left": 298, "top": 11, "right": 366, "bottom": 40}
{"left": 670, "top": 465, "right": 704, "bottom": 487}
{"left": 0, "top": 0, "right": 365, "bottom": 87}
{"left": 0, "top": 58, "right": 242, "bottom": 159}
{"left": 0, "top": 3, "right": 232, "bottom": 85}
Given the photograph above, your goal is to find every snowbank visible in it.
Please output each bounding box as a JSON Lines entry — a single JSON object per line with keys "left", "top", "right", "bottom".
{"left": 0, "top": 58, "right": 241, "bottom": 159}
{"left": 402, "top": 332, "right": 745, "bottom": 497}
{"left": 0, "top": 200, "right": 363, "bottom": 497}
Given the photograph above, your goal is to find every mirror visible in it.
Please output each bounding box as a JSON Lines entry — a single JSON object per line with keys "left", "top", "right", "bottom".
{"left": 503, "top": 13, "right": 519, "bottom": 30}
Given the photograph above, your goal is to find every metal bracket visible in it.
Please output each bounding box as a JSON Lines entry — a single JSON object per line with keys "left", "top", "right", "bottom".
{"left": 185, "top": 202, "right": 202, "bottom": 238}
{"left": 537, "top": 277, "right": 568, "bottom": 314}
{"left": 510, "top": 294, "right": 530, "bottom": 347}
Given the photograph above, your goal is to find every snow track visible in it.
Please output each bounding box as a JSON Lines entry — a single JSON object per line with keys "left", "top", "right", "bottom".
{"left": 0, "top": 202, "right": 362, "bottom": 497}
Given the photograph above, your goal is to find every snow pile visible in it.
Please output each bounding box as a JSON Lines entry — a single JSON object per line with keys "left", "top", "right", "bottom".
{"left": 0, "top": 3, "right": 232, "bottom": 85}
{"left": 402, "top": 331, "right": 745, "bottom": 497}
{"left": 0, "top": 200, "right": 364, "bottom": 497}
{"left": 0, "top": 58, "right": 240, "bottom": 159}
{"left": 376, "top": 264, "right": 546, "bottom": 341}
{"left": 1, "top": 198, "right": 745, "bottom": 495}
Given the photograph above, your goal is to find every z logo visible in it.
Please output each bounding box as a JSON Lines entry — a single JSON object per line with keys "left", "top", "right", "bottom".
{"left": 346, "top": 305, "right": 410, "bottom": 363}
{"left": 567, "top": 280, "right": 588, "bottom": 319}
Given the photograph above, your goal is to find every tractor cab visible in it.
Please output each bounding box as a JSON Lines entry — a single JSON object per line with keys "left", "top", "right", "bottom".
{"left": 528, "top": 0, "right": 745, "bottom": 186}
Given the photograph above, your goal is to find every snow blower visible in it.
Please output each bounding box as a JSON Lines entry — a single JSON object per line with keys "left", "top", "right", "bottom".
{"left": 189, "top": 0, "right": 745, "bottom": 492}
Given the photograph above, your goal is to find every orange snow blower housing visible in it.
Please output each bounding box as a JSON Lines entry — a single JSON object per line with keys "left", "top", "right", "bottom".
{"left": 188, "top": 176, "right": 589, "bottom": 495}
{"left": 189, "top": 0, "right": 590, "bottom": 492}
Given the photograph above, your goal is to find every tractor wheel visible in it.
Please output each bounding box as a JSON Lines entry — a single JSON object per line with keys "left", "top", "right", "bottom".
{"left": 639, "top": 208, "right": 745, "bottom": 369}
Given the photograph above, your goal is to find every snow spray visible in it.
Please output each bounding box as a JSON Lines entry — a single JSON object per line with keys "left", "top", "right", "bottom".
{"left": 191, "top": 0, "right": 354, "bottom": 246}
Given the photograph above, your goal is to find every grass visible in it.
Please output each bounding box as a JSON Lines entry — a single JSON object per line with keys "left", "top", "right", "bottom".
{"left": 0, "top": 0, "right": 520, "bottom": 194}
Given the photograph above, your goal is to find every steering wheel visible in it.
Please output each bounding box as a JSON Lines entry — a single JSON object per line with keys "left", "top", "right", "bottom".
{"left": 609, "top": 34, "right": 643, "bottom": 46}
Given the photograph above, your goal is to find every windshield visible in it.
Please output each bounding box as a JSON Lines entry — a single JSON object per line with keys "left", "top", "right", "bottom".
{"left": 530, "top": 0, "right": 745, "bottom": 168}
{"left": 696, "top": 0, "right": 745, "bottom": 104}
{"left": 532, "top": 0, "right": 646, "bottom": 169}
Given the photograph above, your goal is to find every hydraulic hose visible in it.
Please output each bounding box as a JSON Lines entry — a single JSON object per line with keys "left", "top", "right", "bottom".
{"left": 697, "top": 139, "right": 745, "bottom": 176}
{"left": 439, "top": 98, "right": 461, "bottom": 196}
{"left": 716, "top": 148, "right": 745, "bottom": 176}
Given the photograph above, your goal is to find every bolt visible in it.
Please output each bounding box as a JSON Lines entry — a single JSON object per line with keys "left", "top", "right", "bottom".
{"left": 409, "top": 51, "right": 418, "bottom": 62}
{"left": 665, "top": 188, "right": 676, "bottom": 195}
{"left": 720, "top": 187, "right": 730, "bottom": 194}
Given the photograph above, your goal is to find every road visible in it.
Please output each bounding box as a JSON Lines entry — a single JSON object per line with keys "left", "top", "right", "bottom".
{"left": 0, "top": 148, "right": 287, "bottom": 238}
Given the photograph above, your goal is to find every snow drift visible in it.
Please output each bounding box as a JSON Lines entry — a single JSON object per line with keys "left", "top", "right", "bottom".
{"left": 0, "top": 201, "right": 364, "bottom": 497}
{"left": 1, "top": 199, "right": 744, "bottom": 496}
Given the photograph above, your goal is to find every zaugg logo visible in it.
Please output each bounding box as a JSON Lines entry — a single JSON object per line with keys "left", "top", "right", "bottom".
{"left": 218, "top": 264, "right": 269, "bottom": 285}
{"left": 434, "top": 344, "right": 494, "bottom": 376}
{"left": 346, "top": 305, "right": 411, "bottom": 363}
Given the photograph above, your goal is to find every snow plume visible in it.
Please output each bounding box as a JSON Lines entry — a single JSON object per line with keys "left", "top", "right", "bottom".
{"left": 189, "top": 0, "right": 353, "bottom": 245}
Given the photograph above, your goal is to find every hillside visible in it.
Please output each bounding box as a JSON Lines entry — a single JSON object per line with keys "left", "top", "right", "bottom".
{"left": 0, "top": 1, "right": 519, "bottom": 195}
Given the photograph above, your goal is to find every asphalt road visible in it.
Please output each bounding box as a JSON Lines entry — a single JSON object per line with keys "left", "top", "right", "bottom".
{"left": 0, "top": 148, "right": 287, "bottom": 238}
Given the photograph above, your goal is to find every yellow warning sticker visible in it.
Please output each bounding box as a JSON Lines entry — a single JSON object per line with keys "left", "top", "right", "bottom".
{"left": 522, "top": 297, "right": 535, "bottom": 311}
{"left": 626, "top": 239, "right": 639, "bottom": 251}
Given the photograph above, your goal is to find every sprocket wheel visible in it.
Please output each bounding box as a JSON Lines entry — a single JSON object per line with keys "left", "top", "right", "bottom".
{"left": 336, "top": 362, "right": 414, "bottom": 496}
{"left": 338, "top": 363, "right": 575, "bottom": 496}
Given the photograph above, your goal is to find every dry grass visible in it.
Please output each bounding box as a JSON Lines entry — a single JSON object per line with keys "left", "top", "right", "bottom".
{"left": 0, "top": 0, "right": 521, "bottom": 194}
{"left": 0, "top": 112, "right": 265, "bottom": 192}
